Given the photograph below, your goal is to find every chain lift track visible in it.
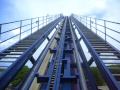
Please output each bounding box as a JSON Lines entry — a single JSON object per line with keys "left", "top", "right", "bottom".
{"left": 0, "top": 15, "right": 120, "bottom": 90}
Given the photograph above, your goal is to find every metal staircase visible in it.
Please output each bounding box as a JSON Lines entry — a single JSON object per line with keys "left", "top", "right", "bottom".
{"left": 0, "top": 15, "right": 63, "bottom": 89}
{"left": 71, "top": 15, "right": 120, "bottom": 90}
{"left": 0, "top": 14, "right": 120, "bottom": 90}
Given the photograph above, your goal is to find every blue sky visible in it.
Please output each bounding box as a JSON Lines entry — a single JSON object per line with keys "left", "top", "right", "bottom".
{"left": 0, "top": 0, "right": 120, "bottom": 67}
{"left": 0, "top": 0, "right": 120, "bottom": 23}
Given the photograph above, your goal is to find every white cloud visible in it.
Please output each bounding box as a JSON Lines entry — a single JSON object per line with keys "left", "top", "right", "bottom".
{"left": 92, "top": 0, "right": 106, "bottom": 10}
{"left": 0, "top": 0, "right": 120, "bottom": 22}
{"left": 102, "top": 0, "right": 120, "bottom": 22}
{"left": 6, "top": 0, "right": 108, "bottom": 17}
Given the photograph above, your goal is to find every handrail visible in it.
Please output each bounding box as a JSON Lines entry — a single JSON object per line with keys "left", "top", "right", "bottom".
{"left": 71, "top": 15, "right": 120, "bottom": 90}
{"left": 80, "top": 16, "right": 120, "bottom": 34}
{"left": 73, "top": 15, "right": 120, "bottom": 24}
{"left": 0, "top": 17, "right": 43, "bottom": 25}
{"left": 0, "top": 15, "right": 61, "bottom": 51}
{"left": 0, "top": 16, "right": 63, "bottom": 89}
{"left": 72, "top": 14, "right": 120, "bottom": 50}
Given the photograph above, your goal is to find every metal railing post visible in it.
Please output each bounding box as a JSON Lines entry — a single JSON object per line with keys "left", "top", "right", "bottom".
{"left": 31, "top": 18, "right": 32, "bottom": 34}
{"left": 0, "top": 24, "right": 1, "bottom": 38}
{"left": 20, "top": 20, "right": 22, "bottom": 40}
{"left": 43, "top": 16, "right": 44, "bottom": 26}
{"left": 95, "top": 18, "right": 97, "bottom": 34}
{"left": 86, "top": 16, "right": 87, "bottom": 27}
{"left": 38, "top": 17, "right": 39, "bottom": 30}
{"left": 90, "top": 17, "right": 92, "bottom": 30}
{"left": 104, "top": 20, "right": 107, "bottom": 42}
{"left": 46, "top": 15, "right": 47, "bottom": 25}
{"left": 48, "top": 16, "right": 50, "bottom": 23}
{"left": 0, "top": 24, "right": 1, "bottom": 45}
{"left": 52, "top": 16, "right": 54, "bottom": 21}
{"left": 80, "top": 16, "right": 82, "bottom": 22}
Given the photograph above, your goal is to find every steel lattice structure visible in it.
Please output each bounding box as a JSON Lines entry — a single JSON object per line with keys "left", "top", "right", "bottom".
{"left": 0, "top": 15, "right": 120, "bottom": 90}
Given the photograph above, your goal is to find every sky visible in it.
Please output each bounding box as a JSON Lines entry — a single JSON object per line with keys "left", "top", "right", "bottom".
{"left": 0, "top": 0, "right": 120, "bottom": 23}
{"left": 0, "top": 0, "right": 120, "bottom": 67}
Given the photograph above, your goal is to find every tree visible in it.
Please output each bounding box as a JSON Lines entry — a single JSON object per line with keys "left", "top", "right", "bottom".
{"left": 91, "top": 67, "right": 105, "bottom": 86}
{"left": 11, "top": 66, "right": 30, "bottom": 87}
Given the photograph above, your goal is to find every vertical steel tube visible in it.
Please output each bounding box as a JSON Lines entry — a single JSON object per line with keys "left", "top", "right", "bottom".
{"left": 19, "top": 20, "right": 22, "bottom": 40}
{"left": 0, "top": 24, "right": 1, "bottom": 45}
{"left": 86, "top": 16, "right": 87, "bottom": 27}
{"left": 31, "top": 18, "right": 32, "bottom": 34}
{"left": 104, "top": 20, "right": 107, "bottom": 42}
{"left": 90, "top": 17, "right": 92, "bottom": 30}
{"left": 38, "top": 17, "right": 39, "bottom": 30}
{"left": 0, "top": 24, "right": 1, "bottom": 38}
{"left": 95, "top": 18, "right": 97, "bottom": 34}
{"left": 43, "top": 16, "right": 44, "bottom": 26}
{"left": 46, "top": 15, "right": 47, "bottom": 25}
{"left": 80, "top": 16, "right": 82, "bottom": 22}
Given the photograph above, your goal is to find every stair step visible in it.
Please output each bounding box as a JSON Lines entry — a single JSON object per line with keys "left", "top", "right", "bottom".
{"left": 96, "top": 51, "right": 118, "bottom": 53}
{"left": 15, "top": 46, "right": 29, "bottom": 49}
{"left": 92, "top": 46, "right": 111, "bottom": 48}
{"left": 94, "top": 47, "right": 111, "bottom": 49}
{"left": 16, "top": 43, "right": 32, "bottom": 45}
{"left": 9, "top": 48, "right": 27, "bottom": 50}
{"left": 0, "top": 60, "right": 15, "bottom": 63}
{"left": 15, "top": 45, "right": 30, "bottom": 47}
{"left": 89, "top": 41, "right": 104, "bottom": 43}
{"left": 0, "top": 62, "right": 13, "bottom": 67}
{"left": 101, "top": 58, "right": 120, "bottom": 60}
{"left": 95, "top": 48, "right": 113, "bottom": 51}
{"left": 99, "top": 54, "right": 120, "bottom": 56}
{"left": 0, "top": 53, "right": 22, "bottom": 55}
{"left": 0, "top": 56, "right": 19, "bottom": 58}
{"left": 104, "top": 62, "right": 120, "bottom": 65}
{"left": 113, "top": 74, "right": 120, "bottom": 81}
{"left": 0, "top": 66, "right": 9, "bottom": 68}
{"left": 5, "top": 50, "right": 25, "bottom": 52}
{"left": 108, "top": 67, "right": 120, "bottom": 69}
{"left": 92, "top": 44, "right": 109, "bottom": 47}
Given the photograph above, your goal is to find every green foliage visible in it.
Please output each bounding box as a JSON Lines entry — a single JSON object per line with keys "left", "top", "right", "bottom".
{"left": 11, "top": 66, "right": 30, "bottom": 87}
{"left": 91, "top": 65, "right": 120, "bottom": 86}
{"left": 108, "top": 65, "right": 120, "bottom": 73}
{"left": 91, "top": 67, "right": 105, "bottom": 86}
{"left": 0, "top": 68, "right": 5, "bottom": 72}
